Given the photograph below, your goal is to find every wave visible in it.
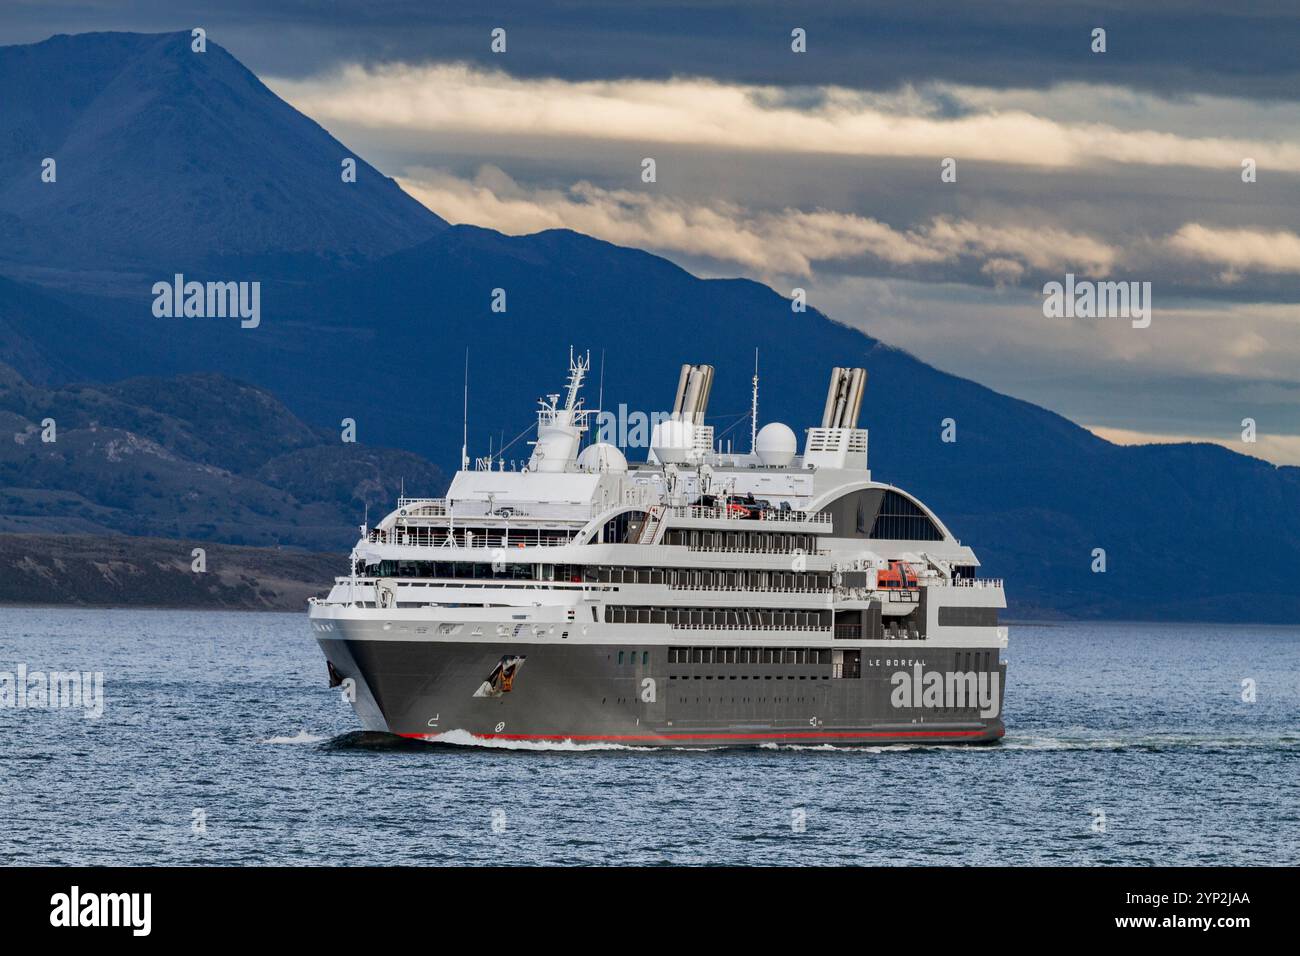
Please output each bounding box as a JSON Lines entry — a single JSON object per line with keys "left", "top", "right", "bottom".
{"left": 258, "top": 730, "right": 327, "bottom": 745}
{"left": 762, "top": 734, "right": 1299, "bottom": 753}
{"left": 312, "top": 729, "right": 1298, "bottom": 754}
{"left": 999, "top": 733, "right": 1300, "bottom": 751}
{"left": 419, "top": 729, "right": 657, "bottom": 752}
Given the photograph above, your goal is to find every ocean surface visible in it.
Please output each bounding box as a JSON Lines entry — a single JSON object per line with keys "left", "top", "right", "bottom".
{"left": 2, "top": 608, "right": 1297, "bottom": 866}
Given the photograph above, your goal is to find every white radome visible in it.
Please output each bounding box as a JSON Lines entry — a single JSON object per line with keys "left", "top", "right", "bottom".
{"left": 754, "top": 422, "right": 797, "bottom": 466}
{"left": 650, "top": 418, "right": 695, "bottom": 464}
{"left": 577, "top": 442, "right": 629, "bottom": 473}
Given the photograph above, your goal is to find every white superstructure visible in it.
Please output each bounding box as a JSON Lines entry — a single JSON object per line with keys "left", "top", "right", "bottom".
{"left": 309, "top": 353, "right": 1008, "bottom": 746}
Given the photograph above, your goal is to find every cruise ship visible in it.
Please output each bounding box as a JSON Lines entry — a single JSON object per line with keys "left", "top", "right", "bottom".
{"left": 309, "top": 354, "right": 1008, "bottom": 746}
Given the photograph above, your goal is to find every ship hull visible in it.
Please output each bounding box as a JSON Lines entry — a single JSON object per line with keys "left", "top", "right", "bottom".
{"left": 315, "top": 628, "right": 1006, "bottom": 748}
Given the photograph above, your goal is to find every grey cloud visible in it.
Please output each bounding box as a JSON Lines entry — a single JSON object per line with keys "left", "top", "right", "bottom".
{"left": 5, "top": 1, "right": 1300, "bottom": 101}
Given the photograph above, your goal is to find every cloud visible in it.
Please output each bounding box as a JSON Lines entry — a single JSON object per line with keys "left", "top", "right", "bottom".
{"left": 269, "top": 64, "right": 1300, "bottom": 173}
{"left": 405, "top": 166, "right": 1300, "bottom": 291}
{"left": 1165, "top": 223, "right": 1300, "bottom": 277}
{"left": 1087, "top": 425, "right": 1300, "bottom": 467}
{"left": 398, "top": 166, "right": 1118, "bottom": 278}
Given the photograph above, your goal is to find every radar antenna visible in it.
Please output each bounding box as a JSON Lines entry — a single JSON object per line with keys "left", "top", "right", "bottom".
{"left": 563, "top": 346, "right": 590, "bottom": 413}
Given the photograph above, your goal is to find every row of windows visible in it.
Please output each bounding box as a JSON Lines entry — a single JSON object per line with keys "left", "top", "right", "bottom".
{"left": 360, "top": 562, "right": 831, "bottom": 591}
{"left": 669, "top": 695, "right": 819, "bottom": 704}
{"left": 937, "top": 606, "right": 1000, "bottom": 627}
{"left": 595, "top": 566, "right": 831, "bottom": 591}
{"left": 379, "top": 526, "right": 574, "bottom": 548}
{"left": 661, "top": 529, "right": 818, "bottom": 553}
{"left": 616, "top": 651, "right": 650, "bottom": 665}
{"left": 605, "top": 606, "right": 833, "bottom": 630}
{"left": 667, "top": 647, "right": 832, "bottom": 665}
{"left": 366, "top": 560, "right": 536, "bottom": 579}
{"left": 957, "top": 651, "right": 996, "bottom": 673}
{"left": 669, "top": 677, "right": 827, "bottom": 686}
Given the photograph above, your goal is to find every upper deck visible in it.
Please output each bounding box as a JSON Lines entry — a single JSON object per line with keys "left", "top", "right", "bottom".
{"left": 344, "top": 359, "right": 983, "bottom": 578}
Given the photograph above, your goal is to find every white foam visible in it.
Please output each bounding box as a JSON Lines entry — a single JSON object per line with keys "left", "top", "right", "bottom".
{"left": 423, "top": 728, "right": 653, "bottom": 751}
{"left": 259, "top": 730, "right": 327, "bottom": 745}
{"left": 760, "top": 741, "right": 967, "bottom": 753}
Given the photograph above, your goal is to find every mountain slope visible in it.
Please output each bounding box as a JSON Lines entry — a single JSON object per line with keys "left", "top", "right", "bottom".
{"left": 0, "top": 364, "right": 443, "bottom": 550}
{"left": 0, "top": 31, "right": 446, "bottom": 275}
{"left": 0, "top": 533, "right": 337, "bottom": 610}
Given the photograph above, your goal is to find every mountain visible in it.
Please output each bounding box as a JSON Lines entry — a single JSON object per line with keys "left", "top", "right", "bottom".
{"left": 0, "top": 533, "right": 337, "bottom": 610}
{"left": 0, "top": 31, "right": 1296, "bottom": 622}
{"left": 0, "top": 364, "right": 443, "bottom": 550}
{"left": 0, "top": 31, "right": 446, "bottom": 281}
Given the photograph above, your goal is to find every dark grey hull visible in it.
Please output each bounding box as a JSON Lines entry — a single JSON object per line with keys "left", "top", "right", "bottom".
{"left": 319, "top": 636, "right": 1007, "bottom": 747}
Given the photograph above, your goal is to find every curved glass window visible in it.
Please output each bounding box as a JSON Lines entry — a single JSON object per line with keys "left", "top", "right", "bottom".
{"left": 868, "top": 491, "right": 943, "bottom": 541}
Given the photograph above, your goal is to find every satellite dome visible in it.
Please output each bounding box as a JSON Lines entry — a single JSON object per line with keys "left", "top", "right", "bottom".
{"left": 577, "top": 442, "right": 628, "bottom": 473}
{"left": 651, "top": 418, "right": 695, "bottom": 464}
{"left": 755, "top": 422, "right": 797, "bottom": 466}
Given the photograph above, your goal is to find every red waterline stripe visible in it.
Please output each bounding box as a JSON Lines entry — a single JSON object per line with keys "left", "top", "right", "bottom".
{"left": 400, "top": 728, "right": 994, "bottom": 742}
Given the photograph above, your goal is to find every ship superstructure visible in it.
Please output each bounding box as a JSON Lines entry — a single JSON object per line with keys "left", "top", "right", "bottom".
{"left": 309, "top": 354, "right": 1008, "bottom": 746}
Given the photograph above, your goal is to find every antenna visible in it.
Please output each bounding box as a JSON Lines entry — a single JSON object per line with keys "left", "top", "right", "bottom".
{"left": 562, "top": 346, "right": 590, "bottom": 413}
{"left": 750, "top": 347, "right": 759, "bottom": 453}
{"left": 461, "top": 348, "right": 470, "bottom": 471}
{"left": 598, "top": 348, "right": 606, "bottom": 413}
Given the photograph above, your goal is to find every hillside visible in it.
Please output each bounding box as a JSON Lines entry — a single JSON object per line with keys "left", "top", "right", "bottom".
{"left": 0, "top": 533, "right": 336, "bottom": 610}
{"left": 0, "top": 364, "right": 443, "bottom": 551}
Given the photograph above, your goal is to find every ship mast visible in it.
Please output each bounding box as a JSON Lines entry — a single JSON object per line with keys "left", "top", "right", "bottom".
{"left": 461, "top": 348, "right": 470, "bottom": 471}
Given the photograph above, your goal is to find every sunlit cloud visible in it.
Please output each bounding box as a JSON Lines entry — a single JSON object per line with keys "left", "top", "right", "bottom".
{"left": 1165, "top": 223, "right": 1300, "bottom": 280}
{"left": 400, "top": 166, "right": 1300, "bottom": 290}
{"left": 399, "top": 165, "right": 1119, "bottom": 278}
{"left": 1087, "top": 425, "right": 1300, "bottom": 467}
{"left": 269, "top": 63, "right": 1300, "bottom": 172}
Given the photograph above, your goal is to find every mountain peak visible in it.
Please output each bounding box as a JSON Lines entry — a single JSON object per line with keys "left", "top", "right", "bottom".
{"left": 0, "top": 30, "right": 445, "bottom": 275}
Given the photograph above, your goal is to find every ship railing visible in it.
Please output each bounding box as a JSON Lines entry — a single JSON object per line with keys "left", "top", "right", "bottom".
{"left": 668, "top": 583, "right": 831, "bottom": 593}
{"left": 367, "top": 527, "right": 577, "bottom": 548}
{"left": 669, "top": 623, "right": 833, "bottom": 632}
{"left": 685, "top": 545, "right": 831, "bottom": 556}
{"left": 834, "top": 586, "right": 875, "bottom": 601}
{"left": 660, "top": 505, "right": 830, "bottom": 525}
{"left": 394, "top": 499, "right": 595, "bottom": 520}
{"left": 395, "top": 497, "right": 449, "bottom": 514}
{"left": 331, "top": 576, "right": 615, "bottom": 592}
{"left": 937, "top": 578, "right": 1004, "bottom": 589}
{"left": 396, "top": 496, "right": 445, "bottom": 506}
{"left": 884, "top": 588, "right": 921, "bottom": 604}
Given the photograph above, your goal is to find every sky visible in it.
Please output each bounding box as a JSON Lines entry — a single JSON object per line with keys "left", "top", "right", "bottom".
{"left": 5, "top": 1, "right": 1300, "bottom": 463}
